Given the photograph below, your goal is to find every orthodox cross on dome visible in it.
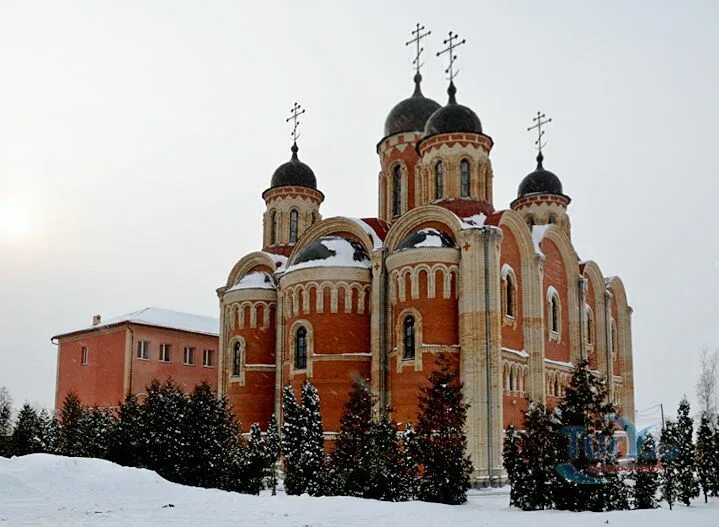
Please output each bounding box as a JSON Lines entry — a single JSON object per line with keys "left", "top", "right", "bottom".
{"left": 436, "top": 30, "right": 466, "bottom": 81}
{"left": 527, "top": 111, "right": 552, "bottom": 155}
{"left": 405, "top": 23, "right": 431, "bottom": 76}
{"left": 286, "top": 102, "right": 306, "bottom": 144}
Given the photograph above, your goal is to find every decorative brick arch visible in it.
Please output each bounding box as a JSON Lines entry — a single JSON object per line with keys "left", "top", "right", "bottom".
{"left": 287, "top": 216, "right": 377, "bottom": 265}
{"left": 582, "top": 260, "right": 608, "bottom": 373}
{"left": 384, "top": 205, "right": 463, "bottom": 253}
{"left": 224, "top": 251, "right": 277, "bottom": 290}
{"left": 606, "top": 276, "right": 634, "bottom": 418}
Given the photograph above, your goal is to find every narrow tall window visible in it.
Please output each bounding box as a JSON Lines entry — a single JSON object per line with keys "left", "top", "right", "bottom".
{"left": 586, "top": 309, "right": 594, "bottom": 346}
{"left": 81, "top": 346, "right": 89, "bottom": 365}
{"left": 295, "top": 326, "right": 307, "bottom": 369}
{"left": 269, "top": 211, "right": 277, "bottom": 245}
{"left": 159, "top": 344, "right": 171, "bottom": 362}
{"left": 550, "top": 296, "right": 560, "bottom": 333}
{"left": 435, "top": 161, "right": 444, "bottom": 199}
{"left": 137, "top": 340, "right": 150, "bottom": 360}
{"left": 392, "top": 165, "right": 402, "bottom": 217}
{"left": 403, "top": 315, "right": 415, "bottom": 359}
{"left": 460, "top": 159, "right": 470, "bottom": 197}
{"left": 289, "top": 210, "right": 299, "bottom": 243}
{"left": 505, "top": 275, "right": 515, "bottom": 318}
{"left": 183, "top": 347, "right": 195, "bottom": 365}
{"left": 232, "top": 341, "right": 241, "bottom": 377}
{"left": 203, "top": 349, "right": 215, "bottom": 367}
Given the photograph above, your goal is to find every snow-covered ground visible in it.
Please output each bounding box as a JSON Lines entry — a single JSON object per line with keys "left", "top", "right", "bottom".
{"left": 1, "top": 455, "right": 718, "bottom": 526}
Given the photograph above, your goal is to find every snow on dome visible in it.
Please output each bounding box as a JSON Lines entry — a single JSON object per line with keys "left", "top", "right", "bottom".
{"left": 228, "top": 271, "right": 275, "bottom": 292}
{"left": 286, "top": 236, "right": 371, "bottom": 272}
{"left": 396, "top": 228, "right": 456, "bottom": 251}
{"left": 460, "top": 213, "right": 487, "bottom": 229}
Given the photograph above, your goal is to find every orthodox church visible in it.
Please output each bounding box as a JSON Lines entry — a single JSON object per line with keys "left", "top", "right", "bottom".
{"left": 216, "top": 29, "right": 635, "bottom": 485}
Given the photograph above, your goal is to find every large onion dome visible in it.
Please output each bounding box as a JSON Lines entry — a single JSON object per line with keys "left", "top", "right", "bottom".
{"left": 287, "top": 236, "right": 370, "bottom": 272}
{"left": 270, "top": 143, "right": 317, "bottom": 189}
{"left": 396, "top": 228, "right": 456, "bottom": 251}
{"left": 517, "top": 152, "right": 564, "bottom": 197}
{"left": 384, "top": 73, "right": 441, "bottom": 138}
{"left": 424, "top": 82, "right": 482, "bottom": 136}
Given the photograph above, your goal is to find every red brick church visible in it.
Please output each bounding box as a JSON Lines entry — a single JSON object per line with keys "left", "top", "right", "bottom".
{"left": 216, "top": 28, "right": 635, "bottom": 485}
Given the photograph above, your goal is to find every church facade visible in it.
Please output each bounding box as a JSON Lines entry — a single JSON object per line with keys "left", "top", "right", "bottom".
{"left": 216, "top": 44, "right": 635, "bottom": 485}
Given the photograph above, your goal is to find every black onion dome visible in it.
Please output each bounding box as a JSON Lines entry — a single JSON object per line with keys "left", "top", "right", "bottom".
{"left": 424, "top": 82, "right": 482, "bottom": 136}
{"left": 270, "top": 143, "right": 317, "bottom": 189}
{"left": 397, "top": 228, "right": 457, "bottom": 251}
{"left": 517, "top": 152, "right": 564, "bottom": 197}
{"left": 384, "top": 73, "right": 441, "bottom": 137}
{"left": 291, "top": 236, "right": 370, "bottom": 269}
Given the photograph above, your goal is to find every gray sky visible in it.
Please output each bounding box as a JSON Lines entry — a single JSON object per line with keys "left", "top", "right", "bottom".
{"left": 1, "top": 1, "right": 717, "bottom": 430}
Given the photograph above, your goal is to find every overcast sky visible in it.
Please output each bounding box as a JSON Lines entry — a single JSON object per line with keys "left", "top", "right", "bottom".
{"left": 0, "top": 1, "right": 717, "bottom": 430}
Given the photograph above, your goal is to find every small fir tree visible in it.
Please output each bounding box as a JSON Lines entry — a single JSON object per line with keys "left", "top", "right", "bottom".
{"left": 553, "top": 359, "right": 626, "bottom": 512}
{"left": 281, "top": 381, "right": 326, "bottom": 496}
{"left": 365, "top": 410, "right": 414, "bottom": 501}
{"left": 245, "top": 422, "right": 269, "bottom": 494}
{"left": 58, "top": 391, "right": 86, "bottom": 457}
{"left": 414, "top": 354, "right": 472, "bottom": 505}
{"left": 660, "top": 420, "right": 679, "bottom": 510}
{"left": 675, "top": 397, "right": 700, "bottom": 506}
{"left": 503, "top": 426, "right": 523, "bottom": 508}
{"left": 0, "top": 387, "right": 12, "bottom": 456}
{"left": 711, "top": 424, "right": 719, "bottom": 497}
{"left": 634, "top": 433, "right": 660, "bottom": 509}
{"left": 696, "top": 414, "right": 715, "bottom": 503}
{"left": 265, "top": 414, "right": 281, "bottom": 495}
{"left": 108, "top": 394, "right": 145, "bottom": 467}
{"left": 328, "top": 377, "right": 374, "bottom": 497}
{"left": 400, "top": 423, "right": 418, "bottom": 499}
{"left": 77, "top": 407, "right": 115, "bottom": 458}
{"left": 11, "top": 404, "right": 46, "bottom": 456}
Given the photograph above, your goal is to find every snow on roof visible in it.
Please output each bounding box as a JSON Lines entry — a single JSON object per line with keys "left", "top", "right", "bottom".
{"left": 459, "top": 213, "right": 487, "bottom": 229}
{"left": 532, "top": 224, "right": 550, "bottom": 256}
{"left": 265, "top": 252, "right": 288, "bottom": 271}
{"left": 54, "top": 307, "right": 220, "bottom": 338}
{"left": 544, "top": 358, "right": 574, "bottom": 369}
{"left": 285, "top": 236, "right": 371, "bottom": 273}
{"left": 347, "top": 217, "right": 383, "bottom": 249}
{"left": 227, "top": 271, "right": 275, "bottom": 292}
{"left": 502, "top": 347, "right": 530, "bottom": 358}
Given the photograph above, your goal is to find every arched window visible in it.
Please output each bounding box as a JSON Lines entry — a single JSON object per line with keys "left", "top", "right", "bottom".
{"left": 527, "top": 215, "right": 535, "bottom": 228}
{"left": 295, "top": 326, "right": 307, "bottom": 369}
{"left": 550, "top": 293, "right": 560, "bottom": 334}
{"left": 269, "top": 211, "right": 277, "bottom": 245}
{"left": 611, "top": 319, "right": 618, "bottom": 359}
{"left": 505, "top": 274, "right": 515, "bottom": 318}
{"left": 232, "top": 341, "right": 242, "bottom": 377}
{"left": 392, "top": 165, "right": 402, "bottom": 217}
{"left": 548, "top": 214, "right": 557, "bottom": 224}
{"left": 403, "top": 315, "right": 415, "bottom": 359}
{"left": 289, "top": 209, "right": 299, "bottom": 243}
{"left": 435, "top": 161, "right": 444, "bottom": 199}
{"left": 460, "top": 159, "right": 470, "bottom": 197}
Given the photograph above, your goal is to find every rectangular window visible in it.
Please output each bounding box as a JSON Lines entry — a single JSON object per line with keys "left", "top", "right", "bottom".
{"left": 183, "top": 347, "right": 195, "bottom": 365}
{"left": 81, "top": 346, "right": 89, "bottom": 365}
{"left": 137, "top": 340, "right": 150, "bottom": 360}
{"left": 202, "top": 349, "right": 215, "bottom": 367}
{"left": 159, "top": 344, "right": 171, "bottom": 362}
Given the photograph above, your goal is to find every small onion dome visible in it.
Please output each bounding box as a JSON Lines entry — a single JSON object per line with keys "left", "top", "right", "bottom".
{"left": 270, "top": 143, "right": 317, "bottom": 189}
{"left": 396, "top": 228, "right": 457, "bottom": 251}
{"left": 384, "top": 73, "right": 441, "bottom": 137}
{"left": 424, "top": 81, "right": 482, "bottom": 136}
{"left": 517, "top": 152, "right": 564, "bottom": 197}
{"left": 288, "top": 236, "right": 370, "bottom": 271}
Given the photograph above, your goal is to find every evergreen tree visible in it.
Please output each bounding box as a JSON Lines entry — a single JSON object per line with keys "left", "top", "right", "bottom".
{"left": 675, "top": 397, "right": 700, "bottom": 506}
{"left": 696, "top": 414, "right": 715, "bottom": 503}
{"left": 265, "top": 414, "right": 281, "bottom": 495}
{"left": 414, "top": 354, "right": 472, "bottom": 505}
{"left": 553, "top": 359, "right": 625, "bottom": 512}
{"left": 184, "top": 382, "right": 246, "bottom": 492}
{"left": 0, "top": 387, "right": 12, "bottom": 457}
{"left": 58, "top": 391, "right": 87, "bottom": 457}
{"left": 245, "top": 422, "right": 268, "bottom": 494}
{"left": 77, "top": 407, "right": 115, "bottom": 458}
{"left": 108, "top": 395, "right": 145, "bottom": 467}
{"left": 281, "top": 381, "right": 326, "bottom": 496}
{"left": 139, "top": 379, "right": 189, "bottom": 484}
{"left": 503, "top": 426, "right": 523, "bottom": 508}
{"left": 515, "top": 402, "right": 561, "bottom": 510}
{"left": 365, "top": 410, "right": 414, "bottom": 501}
{"left": 660, "top": 420, "right": 680, "bottom": 510}
{"left": 634, "top": 433, "right": 660, "bottom": 509}
{"left": 711, "top": 424, "right": 719, "bottom": 497}
{"left": 400, "top": 423, "right": 418, "bottom": 499}
{"left": 11, "top": 404, "right": 46, "bottom": 456}
{"left": 328, "top": 377, "right": 374, "bottom": 497}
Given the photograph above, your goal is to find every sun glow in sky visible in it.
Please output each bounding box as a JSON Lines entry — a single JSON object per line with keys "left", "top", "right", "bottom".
{"left": 0, "top": 196, "right": 34, "bottom": 240}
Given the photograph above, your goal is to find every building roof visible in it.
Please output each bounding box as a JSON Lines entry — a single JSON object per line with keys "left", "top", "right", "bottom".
{"left": 53, "top": 307, "right": 220, "bottom": 339}
{"left": 383, "top": 73, "right": 441, "bottom": 138}
{"left": 269, "top": 143, "right": 317, "bottom": 189}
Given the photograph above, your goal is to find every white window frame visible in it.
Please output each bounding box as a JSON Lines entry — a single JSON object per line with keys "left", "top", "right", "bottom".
{"left": 159, "top": 343, "right": 171, "bottom": 362}
{"left": 81, "top": 346, "right": 89, "bottom": 365}
{"left": 183, "top": 346, "right": 195, "bottom": 365}
{"left": 137, "top": 340, "right": 150, "bottom": 360}
{"left": 202, "top": 349, "right": 214, "bottom": 367}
